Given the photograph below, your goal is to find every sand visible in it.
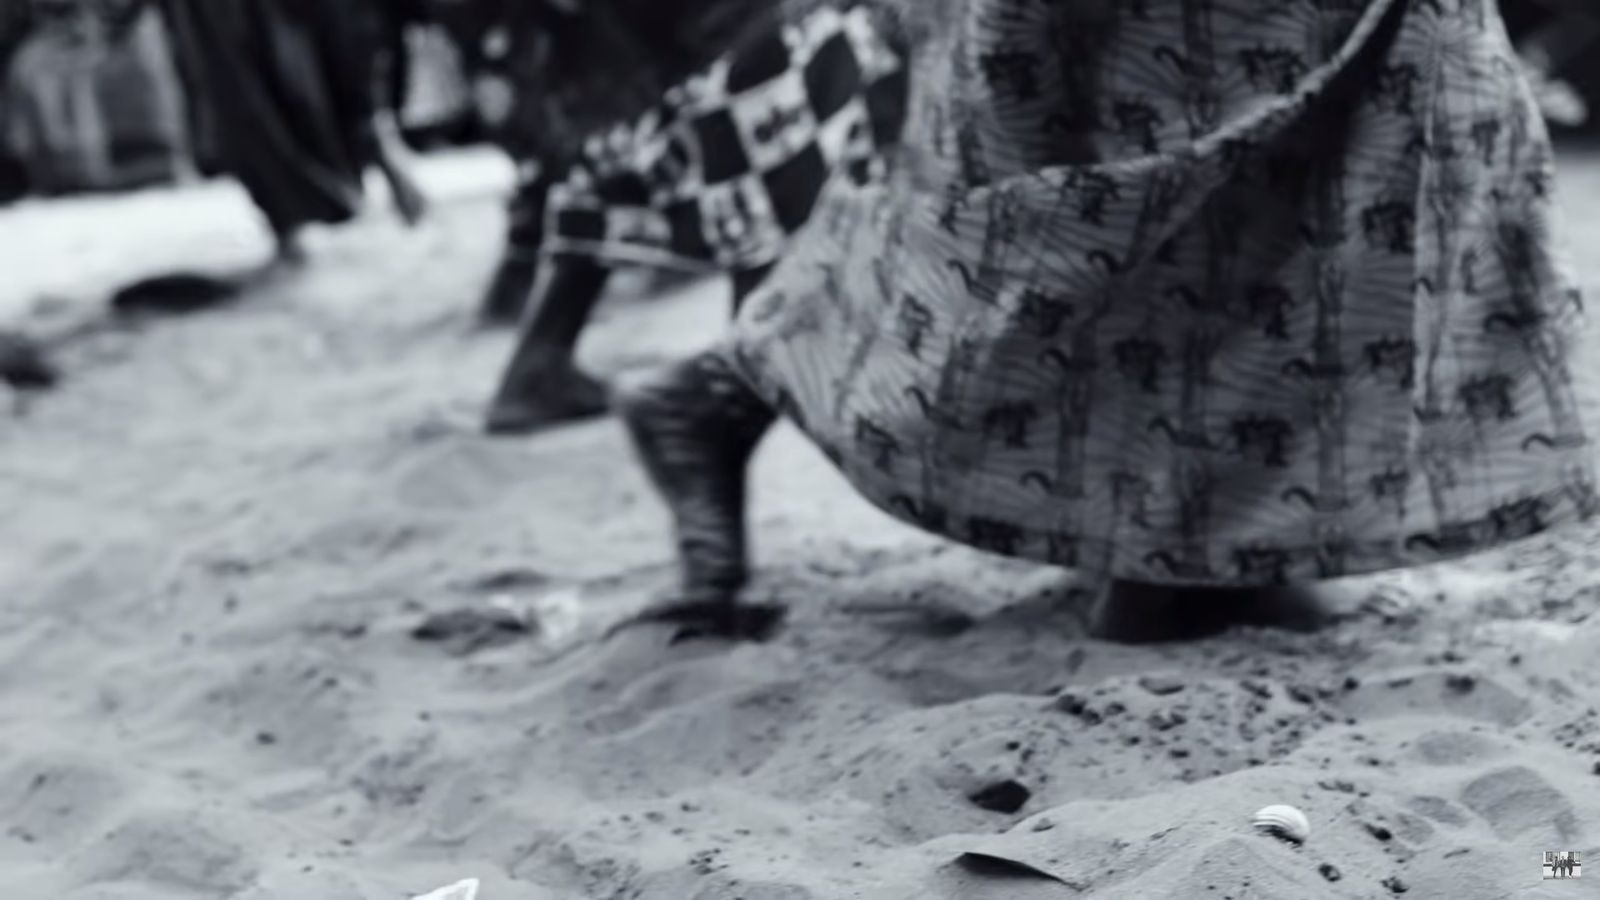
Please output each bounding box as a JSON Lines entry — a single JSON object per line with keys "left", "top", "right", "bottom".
{"left": 2, "top": 147, "right": 1598, "bottom": 899}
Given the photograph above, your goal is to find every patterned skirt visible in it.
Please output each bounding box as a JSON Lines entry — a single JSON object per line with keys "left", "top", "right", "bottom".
{"left": 725, "top": 0, "right": 1600, "bottom": 586}
{"left": 506, "top": 6, "right": 906, "bottom": 274}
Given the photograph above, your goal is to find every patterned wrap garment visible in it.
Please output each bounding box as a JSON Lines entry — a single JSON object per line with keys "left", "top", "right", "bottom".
{"left": 508, "top": 6, "right": 906, "bottom": 274}
{"left": 724, "top": 0, "right": 1600, "bottom": 586}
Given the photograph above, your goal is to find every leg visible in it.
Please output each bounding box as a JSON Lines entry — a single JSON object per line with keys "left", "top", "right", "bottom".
{"left": 366, "top": 31, "right": 427, "bottom": 226}
{"left": 614, "top": 348, "right": 780, "bottom": 639}
{"left": 478, "top": 249, "right": 542, "bottom": 326}
{"left": 271, "top": 224, "right": 309, "bottom": 267}
{"left": 483, "top": 254, "right": 612, "bottom": 435}
{"left": 481, "top": 168, "right": 558, "bottom": 325}
{"left": 373, "top": 110, "right": 428, "bottom": 226}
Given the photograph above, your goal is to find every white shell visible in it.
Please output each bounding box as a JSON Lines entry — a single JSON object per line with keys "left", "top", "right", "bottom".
{"left": 1252, "top": 804, "right": 1311, "bottom": 843}
{"left": 412, "top": 879, "right": 479, "bottom": 900}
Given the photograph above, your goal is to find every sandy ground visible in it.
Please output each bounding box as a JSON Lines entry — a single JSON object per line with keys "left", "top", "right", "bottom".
{"left": 3, "top": 146, "right": 1600, "bottom": 899}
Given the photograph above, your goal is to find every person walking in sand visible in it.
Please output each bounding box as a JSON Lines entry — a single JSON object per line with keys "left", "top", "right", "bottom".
{"left": 150, "top": 0, "right": 430, "bottom": 265}
{"left": 451, "top": 0, "right": 788, "bottom": 334}
{"left": 479, "top": 4, "right": 907, "bottom": 435}
{"left": 22, "top": 0, "right": 434, "bottom": 266}
{"left": 612, "top": 0, "right": 1600, "bottom": 640}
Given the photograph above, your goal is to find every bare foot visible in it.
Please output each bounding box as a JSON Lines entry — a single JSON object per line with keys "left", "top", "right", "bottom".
{"left": 483, "top": 364, "right": 610, "bottom": 435}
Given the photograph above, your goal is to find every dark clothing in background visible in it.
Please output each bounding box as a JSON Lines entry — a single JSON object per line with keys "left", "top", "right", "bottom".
{"left": 479, "top": 0, "right": 784, "bottom": 168}
{"left": 2, "top": 0, "right": 190, "bottom": 195}
{"left": 157, "top": 0, "right": 412, "bottom": 235}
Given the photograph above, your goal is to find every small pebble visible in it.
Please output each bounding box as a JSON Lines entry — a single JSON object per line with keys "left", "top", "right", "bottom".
{"left": 1054, "top": 693, "right": 1102, "bottom": 724}
{"left": 1139, "top": 674, "right": 1186, "bottom": 696}
{"left": 1383, "top": 875, "right": 1408, "bottom": 894}
{"left": 1030, "top": 817, "right": 1056, "bottom": 832}
{"left": 1318, "top": 863, "right": 1342, "bottom": 882}
{"left": 969, "top": 780, "right": 1031, "bottom": 814}
{"left": 1365, "top": 823, "right": 1394, "bottom": 842}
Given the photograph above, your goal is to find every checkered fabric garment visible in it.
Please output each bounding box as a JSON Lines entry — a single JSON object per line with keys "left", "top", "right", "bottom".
{"left": 532, "top": 6, "right": 905, "bottom": 274}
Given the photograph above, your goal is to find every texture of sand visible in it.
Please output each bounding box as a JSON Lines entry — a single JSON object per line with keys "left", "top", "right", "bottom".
{"left": 2, "top": 148, "right": 1599, "bottom": 899}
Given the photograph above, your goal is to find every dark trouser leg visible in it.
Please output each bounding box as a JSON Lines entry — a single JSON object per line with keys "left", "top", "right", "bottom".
{"left": 481, "top": 169, "right": 557, "bottom": 325}
{"left": 483, "top": 254, "right": 612, "bottom": 435}
{"left": 478, "top": 251, "right": 542, "bottom": 326}
{"left": 615, "top": 347, "right": 780, "bottom": 638}
{"left": 270, "top": 223, "right": 308, "bottom": 267}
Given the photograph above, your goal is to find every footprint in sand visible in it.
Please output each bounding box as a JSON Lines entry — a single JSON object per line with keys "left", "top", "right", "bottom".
{"left": 1406, "top": 729, "right": 1506, "bottom": 767}
{"left": 572, "top": 660, "right": 807, "bottom": 789}
{"left": 579, "top": 661, "right": 741, "bottom": 739}
{"left": 181, "top": 652, "right": 365, "bottom": 765}
{"left": 28, "top": 542, "right": 156, "bottom": 619}
{"left": 59, "top": 885, "right": 176, "bottom": 899}
{"left": 68, "top": 812, "right": 257, "bottom": 895}
{"left": 630, "top": 869, "right": 816, "bottom": 899}
{"left": 228, "top": 862, "right": 372, "bottom": 900}
{"left": 389, "top": 440, "right": 523, "bottom": 512}
{"left": 2, "top": 757, "right": 127, "bottom": 851}
{"left": 1404, "top": 794, "right": 1473, "bottom": 827}
{"left": 1333, "top": 668, "right": 1532, "bottom": 728}
{"left": 1458, "top": 765, "right": 1583, "bottom": 845}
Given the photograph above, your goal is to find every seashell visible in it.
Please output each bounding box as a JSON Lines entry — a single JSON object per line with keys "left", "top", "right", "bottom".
{"left": 412, "top": 878, "right": 479, "bottom": 900}
{"left": 1252, "top": 804, "right": 1311, "bottom": 843}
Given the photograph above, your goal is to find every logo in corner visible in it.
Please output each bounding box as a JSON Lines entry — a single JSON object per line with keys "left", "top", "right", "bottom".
{"left": 1544, "top": 851, "right": 1582, "bottom": 880}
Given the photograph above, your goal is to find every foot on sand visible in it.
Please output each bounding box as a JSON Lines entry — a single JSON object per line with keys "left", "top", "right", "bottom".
{"left": 0, "top": 331, "right": 57, "bottom": 390}
{"left": 1092, "top": 580, "right": 1335, "bottom": 643}
{"left": 617, "top": 353, "right": 776, "bottom": 623}
{"left": 483, "top": 364, "right": 611, "bottom": 435}
{"left": 606, "top": 599, "right": 789, "bottom": 643}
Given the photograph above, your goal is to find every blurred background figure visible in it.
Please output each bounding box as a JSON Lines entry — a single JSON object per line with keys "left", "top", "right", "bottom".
{"left": 0, "top": 0, "right": 434, "bottom": 264}
{"left": 456, "top": 0, "right": 785, "bottom": 330}
{"left": 1503, "top": 0, "right": 1600, "bottom": 128}
{"left": 1, "top": 0, "right": 190, "bottom": 198}
{"left": 481, "top": 4, "right": 905, "bottom": 436}
{"left": 153, "top": 0, "right": 429, "bottom": 264}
